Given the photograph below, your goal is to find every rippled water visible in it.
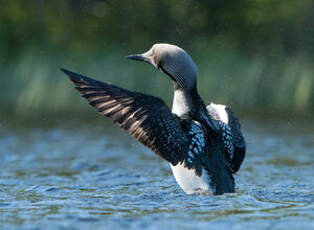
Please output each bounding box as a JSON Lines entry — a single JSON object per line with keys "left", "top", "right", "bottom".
{"left": 0, "top": 119, "right": 313, "bottom": 229}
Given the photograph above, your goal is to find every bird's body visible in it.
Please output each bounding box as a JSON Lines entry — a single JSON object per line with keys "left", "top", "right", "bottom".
{"left": 170, "top": 100, "right": 236, "bottom": 195}
{"left": 170, "top": 163, "right": 211, "bottom": 195}
{"left": 62, "top": 43, "right": 245, "bottom": 195}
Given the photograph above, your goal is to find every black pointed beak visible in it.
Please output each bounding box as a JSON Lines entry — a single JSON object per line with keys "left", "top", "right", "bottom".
{"left": 126, "top": 54, "right": 152, "bottom": 64}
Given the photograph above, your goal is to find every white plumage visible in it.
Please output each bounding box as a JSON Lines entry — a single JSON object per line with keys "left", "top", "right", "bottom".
{"left": 209, "top": 102, "right": 229, "bottom": 124}
{"left": 169, "top": 120, "right": 211, "bottom": 194}
{"left": 170, "top": 163, "right": 211, "bottom": 195}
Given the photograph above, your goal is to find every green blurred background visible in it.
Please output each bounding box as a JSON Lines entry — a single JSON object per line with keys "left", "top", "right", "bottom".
{"left": 1, "top": 0, "right": 313, "bottom": 122}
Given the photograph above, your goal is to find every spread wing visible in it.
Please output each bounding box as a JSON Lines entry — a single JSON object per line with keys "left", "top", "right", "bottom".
{"left": 207, "top": 104, "right": 246, "bottom": 173}
{"left": 225, "top": 107, "right": 246, "bottom": 173}
{"left": 61, "top": 68, "right": 188, "bottom": 165}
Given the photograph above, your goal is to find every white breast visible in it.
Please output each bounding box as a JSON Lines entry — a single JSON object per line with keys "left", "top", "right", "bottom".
{"left": 170, "top": 162, "right": 211, "bottom": 195}
{"left": 172, "top": 89, "right": 192, "bottom": 116}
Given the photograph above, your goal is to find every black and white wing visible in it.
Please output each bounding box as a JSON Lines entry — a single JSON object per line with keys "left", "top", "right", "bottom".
{"left": 207, "top": 103, "right": 246, "bottom": 173}
{"left": 225, "top": 107, "right": 246, "bottom": 173}
{"left": 179, "top": 119, "right": 207, "bottom": 176}
{"left": 61, "top": 68, "right": 188, "bottom": 165}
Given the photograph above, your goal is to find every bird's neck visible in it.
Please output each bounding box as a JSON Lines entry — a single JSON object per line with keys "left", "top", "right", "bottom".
{"left": 172, "top": 88, "right": 204, "bottom": 117}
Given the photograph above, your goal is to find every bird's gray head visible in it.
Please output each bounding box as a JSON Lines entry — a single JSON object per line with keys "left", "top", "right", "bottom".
{"left": 127, "top": 44, "right": 198, "bottom": 91}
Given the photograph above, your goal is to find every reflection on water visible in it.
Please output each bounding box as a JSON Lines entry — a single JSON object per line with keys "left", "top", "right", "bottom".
{"left": 0, "top": 119, "right": 313, "bottom": 229}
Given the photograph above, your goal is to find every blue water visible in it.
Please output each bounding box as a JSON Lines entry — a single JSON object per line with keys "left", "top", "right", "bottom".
{"left": 0, "top": 119, "right": 313, "bottom": 229}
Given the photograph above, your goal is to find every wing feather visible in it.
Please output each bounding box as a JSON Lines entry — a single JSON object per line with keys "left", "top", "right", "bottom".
{"left": 62, "top": 68, "right": 188, "bottom": 165}
{"left": 207, "top": 104, "right": 246, "bottom": 173}
{"left": 225, "top": 107, "right": 246, "bottom": 173}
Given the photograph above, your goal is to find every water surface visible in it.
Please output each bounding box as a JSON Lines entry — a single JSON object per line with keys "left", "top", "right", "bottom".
{"left": 0, "top": 119, "right": 313, "bottom": 229}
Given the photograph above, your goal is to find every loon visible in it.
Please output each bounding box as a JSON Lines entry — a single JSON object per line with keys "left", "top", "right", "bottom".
{"left": 61, "top": 44, "right": 246, "bottom": 195}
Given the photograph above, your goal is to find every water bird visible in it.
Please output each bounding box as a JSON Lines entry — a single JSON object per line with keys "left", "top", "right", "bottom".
{"left": 61, "top": 44, "right": 246, "bottom": 195}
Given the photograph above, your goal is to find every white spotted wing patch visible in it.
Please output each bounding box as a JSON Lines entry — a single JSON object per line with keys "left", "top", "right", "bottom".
{"left": 186, "top": 121, "right": 206, "bottom": 164}
{"left": 206, "top": 103, "right": 235, "bottom": 166}
{"left": 219, "top": 121, "right": 235, "bottom": 160}
{"left": 169, "top": 120, "right": 211, "bottom": 194}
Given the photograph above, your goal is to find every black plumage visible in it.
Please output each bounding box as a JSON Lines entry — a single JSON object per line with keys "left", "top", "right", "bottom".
{"left": 61, "top": 68, "right": 188, "bottom": 166}
{"left": 225, "top": 107, "right": 246, "bottom": 173}
{"left": 61, "top": 43, "right": 246, "bottom": 195}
